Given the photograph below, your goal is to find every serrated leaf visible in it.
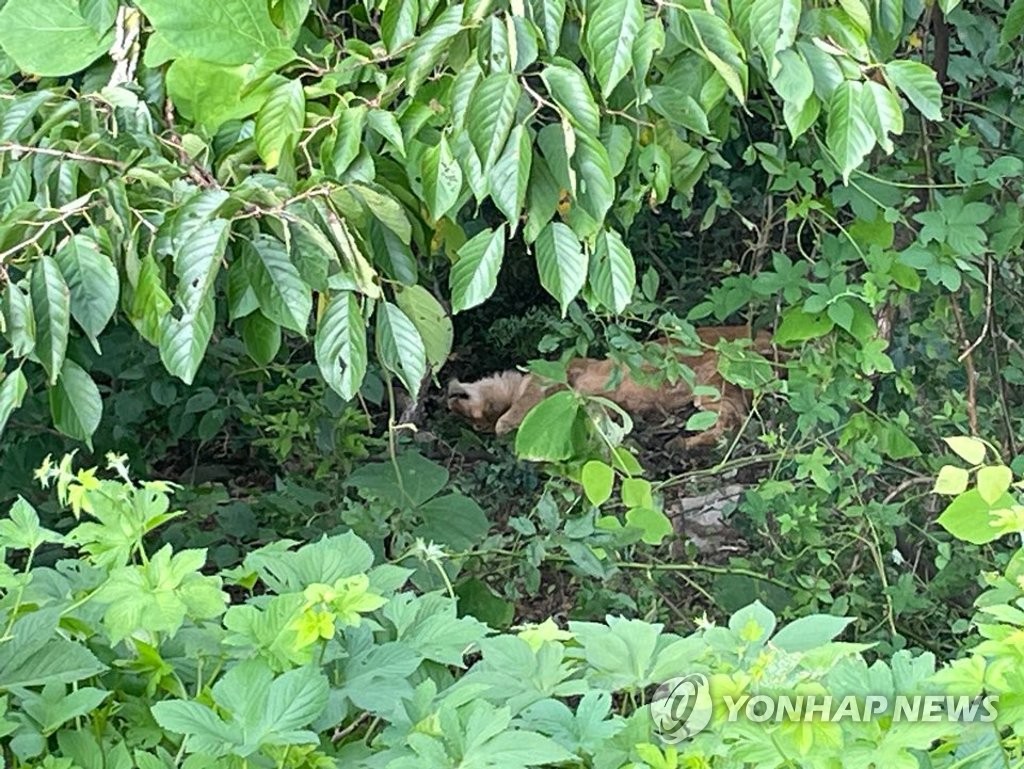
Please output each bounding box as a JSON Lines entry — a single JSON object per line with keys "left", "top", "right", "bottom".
{"left": 421, "top": 134, "right": 463, "bottom": 221}
{"left": 943, "top": 436, "right": 987, "bottom": 465}
{"left": 406, "top": 4, "right": 464, "bottom": 94}
{"left": 315, "top": 292, "right": 367, "bottom": 400}
{"left": 749, "top": 0, "right": 800, "bottom": 76}
{"left": 160, "top": 295, "right": 215, "bottom": 385}
{"left": 589, "top": 229, "right": 635, "bottom": 314}
{"left": 825, "top": 80, "right": 875, "bottom": 182}
{"left": 246, "top": 236, "right": 312, "bottom": 336}
{"left": 49, "top": 358, "right": 102, "bottom": 446}
{"left": 884, "top": 60, "right": 942, "bottom": 121}
{"left": 860, "top": 80, "right": 903, "bottom": 153}
{"left": 542, "top": 62, "right": 601, "bottom": 136}
{"left": 29, "top": 256, "right": 70, "bottom": 386}
{"left": 535, "top": 222, "right": 586, "bottom": 316}
{"left": 584, "top": 0, "right": 643, "bottom": 98}
{"left": 450, "top": 225, "right": 506, "bottom": 313}
{"left": 489, "top": 126, "right": 532, "bottom": 230}
{"left": 376, "top": 302, "right": 426, "bottom": 395}
{"left": 467, "top": 72, "right": 522, "bottom": 171}
{"left": 54, "top": 235, "right": 119, "bottom": 347}
{"left": 382, "top": 0, "right": 418, "bottom": 52}
{"left": 0, "top": 368, "right": 28, "bottom": 437}
{"left": 395, "top": 285, "right": 452, "bottom": 375}
{"left": 255, "top": 79, "right": 305, "bottom": 169}
{"left": 240, "top": 311, "right": 281, "bottom": 366}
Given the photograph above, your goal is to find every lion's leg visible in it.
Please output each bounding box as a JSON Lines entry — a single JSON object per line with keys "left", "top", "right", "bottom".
{"left": 494, "top": 380, "right": 548, "bottom": 435}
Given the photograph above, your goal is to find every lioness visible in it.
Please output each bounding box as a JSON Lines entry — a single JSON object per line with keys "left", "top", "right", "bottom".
{"left": 447, "top": 326, "right": 774, "bottom": 450}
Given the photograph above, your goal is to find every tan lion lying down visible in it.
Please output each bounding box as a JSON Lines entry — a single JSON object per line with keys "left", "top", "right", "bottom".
{"left": 447, "top": 325, "right": 774, "bottom": 451}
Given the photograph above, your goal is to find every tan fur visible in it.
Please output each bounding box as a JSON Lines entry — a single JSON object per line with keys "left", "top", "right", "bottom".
{"left": 447, "top": 325, "right": 774, "bottom": 451}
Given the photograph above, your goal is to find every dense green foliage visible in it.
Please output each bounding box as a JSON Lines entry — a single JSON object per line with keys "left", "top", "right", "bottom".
{"left": 0, "top": 0, "right": 1023, "bottom": 765}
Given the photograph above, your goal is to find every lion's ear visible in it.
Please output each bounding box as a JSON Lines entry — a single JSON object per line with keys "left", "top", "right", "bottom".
{"left": 447, "top": 379, "right": 467, "bottom": 396}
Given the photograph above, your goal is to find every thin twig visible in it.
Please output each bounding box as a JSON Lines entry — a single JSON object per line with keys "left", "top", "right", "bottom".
{"left": 958, "top": 257, "right": 993, "bottom": 363}
{"left": 949, "top": 296, "right": 979, "bottom": 436}
{"left": 0, "top": 143, "right": 123, "bottom": 168}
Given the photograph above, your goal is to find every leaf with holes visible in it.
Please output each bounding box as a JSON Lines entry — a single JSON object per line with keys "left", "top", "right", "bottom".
{"left": 421, "top": 134, "right": 463, "bottom": 221}
{"left": 246, "top": 236, "right": 312, "bottom": 336}
{"left": 589, "top": 229, "right": 635, "bottom": 314}
{"left": 583, "top": 0, "right": 643, "bottom": 98}
{"left": 376, "top": 302, "right": 426, "bottom": 396}
{"left": 173, "top": 217, "right": 230, "bottom": 313}
{"left": 160, "top": 295, "right": 215, "bottom": 385}
{"left": 535, "top": 222, "right": 586, "bottom": 316}
{"left": 450, "top": 225, "right": 506, "bottom": 314}
{"left": 30, "top": 256, "right": 70, "bottom": 386}
{"left": 54, "top": 234, "right": 118, "bottom": 349}
{"left": 315, "top": 292, "right": 367, "bottom": 400}
{"left": 49, "top": 358, "right": 102, "bottom": 446}
{"left": 467, "top": 73, "right": 522, "bottom": 172}
{"left": 255, "top": 79, "right": 305, "bottom": 169}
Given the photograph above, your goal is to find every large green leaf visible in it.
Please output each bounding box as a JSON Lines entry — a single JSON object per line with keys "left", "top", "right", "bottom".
{"left": 173, "top": 217, "right": 230, "bottom": 313}
{"left": 467, "top": 73, "right": 522, "bottom": 172}
{"left": 515, "top": 391, "right": 584, "bottom": 461}
{"left": 589, "top": 229, "right": 635, "bottom": 314}
{"left": 884, "top": 60, "right": 942, "bottom": 121}
{"left": 529, "top": 0, "right": 566, "bottom": 52}
{"left": 860, "top": 80, "right": 904, "bottom": 153}
{"left": 421, "top": 134, "right": 464, "bottom": 221}
{"left": 330, "top": 105, "right": 368, "bottom": 178}
{"left": 160, "top": 295, "right": 215, "bottom": 385}
{"left": 415, "top": 493, "right": 491, "bottom": 551}
{"left": 825, "top": 80, "right": 876, "bottom": 182}
{"left": 2, "top": 281, "right": 34, "bottom": 357}
{"left": 53, "top": 235, "right": 119, "bottom": 348}
{"left": 255, "top": 79, "right": 305, "bottom": 169}
{"left": 748, "top": 0, "right": 800, "bottom": 76}
{"left": 0, "top": 0, "right": 114, "bottom": 76}
{"left": 584, "top": 0, "right": 644, "bottom": 98}
{"left": 49, "top": 358, "right": 102, "bottom": 446}
{"left": 542, "top": 63, "right": 601, "bottom": 136}
{"left": 129, "top": 255, "right": 173, "bottom": 346}
{"left": 382, "top": 0, "right": 418, "bottom": 52}
{"left": 405, "top": 4, "right": 464, "bottom": 94}
{"left": 165, "top": 60, "right": 285, "bottom": 132}
{"left": 489, "top": 127, "right": 532, "bottom": 231}
{"left": 1002, "top": 0, "right": 1024, "bottom": 44}
{"left": 245, "top": 236, "right": 312, "bottom": 336}
{"left": 0, "top": 368, "right": 28, "bottom": 437}
{"left": 315, "top": 292, "right": 368, "bottom": 401}
{"left": 573, "top": 132, "right": 615, "bottom": 224}
{"left": 678, "top": 9, "right": 748, "bottom": 103}
{"left": 450, "top": 225, "right": 507, "bottom": 314}
{"left": 240, "top": 311, "right": 282, "bottom": 366}
{"left": 770, "top": 48, "right": 814, "bottom": 111}
{"left": 395, "top": 285, "right": 453, "bottom": 376}
{"left": 535, "top": 222, "right": 586, "bottom": 316}
{"left": 29, "top": 256, "right": 70, "bottom": 386}
{"left": 376, "top": 302, "right": 427, "bottom": 396}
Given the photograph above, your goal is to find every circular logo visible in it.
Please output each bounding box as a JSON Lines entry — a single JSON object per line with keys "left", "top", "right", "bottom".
{"left": 650, "top": 674, "right": 713, "bottom": 742}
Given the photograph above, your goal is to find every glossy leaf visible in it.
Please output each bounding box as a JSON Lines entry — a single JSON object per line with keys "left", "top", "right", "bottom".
{"left": 246, "top": 237, "right": 312, "bottom": 336}
{"left": 884, "top": 60, "right": 943, "bottom": 121}
{"left": 54, "top": 235, "right": 119, "bottom": 347}
{"left": 315, "top": 292, "right": 367, "bottom": 400}
{"left": 255, "top": 79, "right": 305, "bottom": 169}
{"left": 535, "top": 222, "right": 587, "bottom": 316}
{"left": 467, "top": 73, "right": 522, "bottom": 171}
{"left": 450, "top": 225, "right": 507, "bottom": 314}
{"left": 825, "top": 81, "right": 876, "bottom": 182}
{"left": 589, "top": 229, "right": 635, "bottom": 314}
{"left": 375, "top": 302, "right": 427, "bottom": 396}
{"left": 29, "top": 256, "right": 70, "bottom": 386}
{"left": 584, "top": 0, "right": 644, "bottom": 98}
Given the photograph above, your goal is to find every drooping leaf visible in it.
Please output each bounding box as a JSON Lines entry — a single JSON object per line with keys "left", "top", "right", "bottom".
{"left": 53, "top": 235, "right": 119, "bottom": 347}
{"left": 330, "top": 105, "right": 367, "bottom": 178}
{"left": 515, "top": 391, "right": 584, "bottom": 461}
{"left": 421, "top": 134, "right": 464, "bottom": 221}
{"left": 29, "top": 256, "right": 71, "bottom": 386}
{"left": 573, "top": 132, "right": 615, "bottom": 224}
{"left": 677, "top": 9, "right": 748, "bottom": 103}
{"left": 395, "top": 285, "right": 452, "bottom": 376}
{"left": 375, "top": 302, "right": 427, "bottom": 395}
{"left": 0, "top": 0, "right": 114, "bottom": 76}
{"left": 160, "top": 295, "right": 216, "bottom": 385}
{"left": 49, "top": 358, "right": 102, "bottom": 446}
{"left": 860, "top": 80, "right": 904, "bottom": 153}
{"left": 748, "top": 0, "right": 800, "bottom": 76}
{"left": 542, "top": 62, "right": 601, "bottom": 136}
{"left": 489, "top": 126, "right": 532, "bottom": 230}
{"left": 255, "top": 79, "right": 305, "bottom": 169}
{"left": 884, "top": 60, "right": 943, "bottom": 121}
{"left": 240, "top": 311, "right": 282, "bottom": 366}
{"left": 528, "top": 0, "right": 565, "bottom": 52}
{"left": 583, "top": 0, "right": 644, "bottom": 98}
{"left": 450, "top": 225, "right": 507, "bottom": 314}
{"left": 315, "top": 292, "right": 368, "bottom": 400}
{"left": 405, "top": 4, "right": 464, "bottom": 94}
{"left": 825, "top": 80, "right": 876, "bottom": 182}
{"left": 589, "top": 229, "right": 635, "bottom": 314}
{"left": 467, "top": 73, "right": 522, "bottom": 172}
{"left": 245, "top": 236, "right": 312, "bottom": 336}
{"left": 1002, "top": 0, "right": 1024, "bottom": 44}
{"left": 535, "top": 222, "right": 586, "bottom": 316}
{"left": 382, "top": 0, "right": 418, "bottom": 52}
{"left": 0, "top": 368, "right": 28, "bottom": 437}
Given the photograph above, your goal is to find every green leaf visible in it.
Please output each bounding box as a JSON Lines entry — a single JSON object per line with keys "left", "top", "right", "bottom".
{"left": 678, "top": 9, "right": 748, "bottom": 103}
{"left": 584, "top": 0, "right": 644, "bottom": 98}
{"left": 625, "top": 506, "right": 673, "bottom": 545}
{"left": 246, "top": 236, "right": 312, "bottom": 336}
{"left": 937, "top": 489, "right": 1017, "bottom": 545}
{"left": 535, "top": 222, "right": 586, "bottom": 316}
{"left": 748, "top": 0, "right": 800, "bottom": 76}
{"left": 825, "top": 80, "right": 876, "bottom": 182}
{"left": 589, "top": 229, "right": 635, "bottom": 314}
{"left": 160, "top": 295, "right": 215, "bottom": 385}
{"left": 529, "top": 0, "right": 566, "bottom": 51}
{"left": 0, "top": 0, "right": 114, "bottom": 76}
{"left": 515, "top": 391, "right": 583, "bottom": 461}
{"left": 240, "top": 311, "right": 282, "bottom": 366}
{"left": 860, "top": 80, "right": 903, "bottom": 153}
{"left": 774, "top": 308, "right": 834, "bottom": 344}
{"left": 53, "top": 235, "right": 119, "bottom": 348}
{"left": 1002, "top": 0, "right": 1024, "bottom": 44}
{"left": 368, "top": 109, "right": 407, "bottom": 155}
{"left": 771, "top": 614, "right": 853, "bottom": 652}
{"left": 582, "top": 460, "right": 614, "bottom": 506}
{"left": 315, "top": 292, "right": 367, "bottom": 401}
{"left": 415, "top": 493, "right": 491, "bottom": 550}
{"left": 172, "top": 216, "right": 230, "bottom": 313}
{"left": 884, "top": 60, "right": 942, "bottom": 121}
{"left": 933, "top": 464, "right": 969, "bottom": 496}
{"left": 976, "top": 465, "right": 1012, "bottom": 504}
{"left": 943, "top": 436, "right": 988, "bottom": 465}
{"left": 382, "top": 0, "right": 418, "bottom": 52}
{"left": 331, "top": 105, "right": 367, "bottom": 178}
{"left": 406, "top": 4, "right": 464, "bottom": 94}
{"left": 771, "top": 48, "right": 814, "bottom": 111}
{"left": 685, "top": 410, "right": 719, "bottom": 432}
{"left": 395, "top": 285, "right": 452, "bottom": 376}
{"left": 49, "top": 358, "right": 102, "bottom": 446}
{"left": 129, "top": 255, "right": 173, "bottom": 346}
{"left": 29, "top": 256, "right": 70, "bottom": 386}
{"left": 0, "top": 368, "right": 28, "bottom": 437}
{"left": 421, "top": 134, "right": 464, "bottom": 221}
{"left": 255, "top": 79, "right": 305, "bottom": 169}
{"left": 376, "top": 302, "right": 427, "bottom": 396}
{"left": 3, "top": 281, "right": 35, "bottom": 357}
{"left": 467, "top": 73, "right": 522, "bottom": 172}
{"left": 489, "top": 126, "right": 532, "bottom": 230}
{"left": 450, "top": 225, "right": 507, "bottom": 313}
{"left": 573, "top": 131, "right": 615, "bottom": 223}
{"left": 542, "top": 62, "right": 601, "bottom": 136}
